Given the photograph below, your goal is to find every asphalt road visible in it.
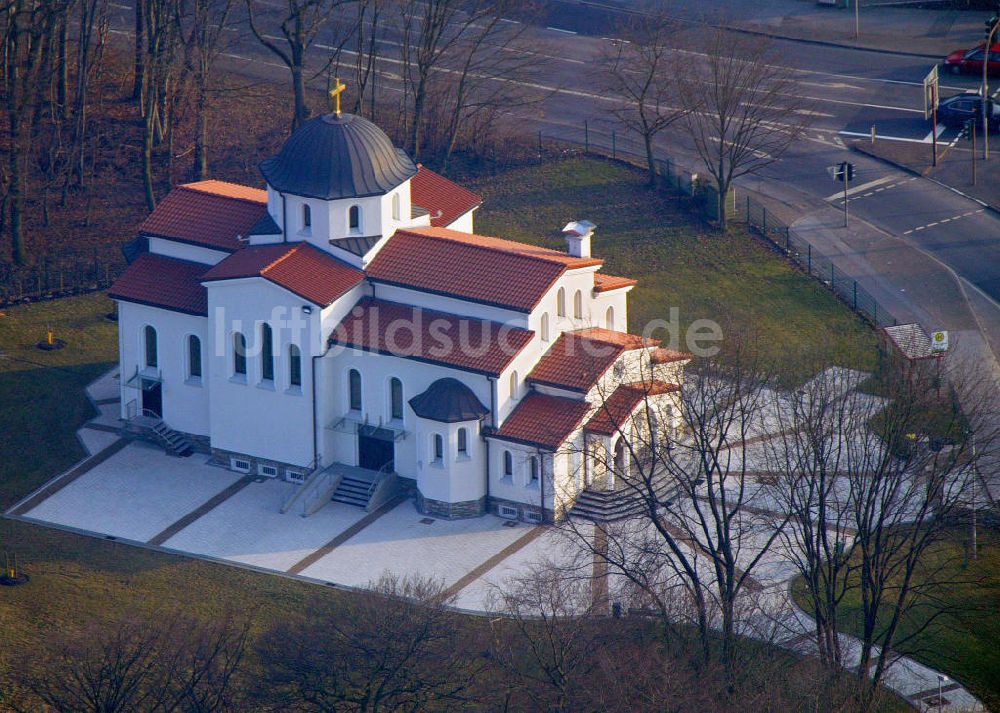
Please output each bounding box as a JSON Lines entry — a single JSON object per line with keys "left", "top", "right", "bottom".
{"left": 105, "top": 0, "right": 1000, "bottom": 322}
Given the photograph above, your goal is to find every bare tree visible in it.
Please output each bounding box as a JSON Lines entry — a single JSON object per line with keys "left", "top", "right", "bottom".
{"left": 762, "top": 348, "right": 998, "bottom": 711}
{"left": 5, "top": 613, "right": 252, "bottom": 712}
{"left": 604, "top": 11, "right": 686, "bottom": 186}
{"left": 675, "top": 27, "right": 810, "bottom": 231}
{"left": 179, "top": 0, "right": 235, "bottom": 180}
{"left": 258, "top": 573, "right": 481, "bottom": 711}
{"left": 559, "top": 333, "right": 788, "bottom": 674}
{"left": 246, "top": 0, "right": 341, "bottom": 130}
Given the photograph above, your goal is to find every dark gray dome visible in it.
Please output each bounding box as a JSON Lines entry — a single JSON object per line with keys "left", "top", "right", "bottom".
{"left": 409, "top": 379, "right": 489, "bottom": 423}
{"left": 260, "top": 113, "right": 417, "bottom": 200}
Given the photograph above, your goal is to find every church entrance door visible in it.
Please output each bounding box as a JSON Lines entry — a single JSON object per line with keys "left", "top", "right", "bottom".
{"left": 142, "top": 381, "right": 162, "bottom": 418}
{"left": 358, "top": 426, "right": 394, "bottom": 472}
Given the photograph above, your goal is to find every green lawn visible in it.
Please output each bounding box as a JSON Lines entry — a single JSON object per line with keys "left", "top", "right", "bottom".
{"left": 792, "top": 527, "right": 1000, "bottom": 710}
{"left": 470, "top": 157, "right": 877, "bottom": 383}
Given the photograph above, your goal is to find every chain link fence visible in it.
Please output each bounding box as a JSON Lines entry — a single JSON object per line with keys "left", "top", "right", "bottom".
{"left": 535, "top": 121, "right": 899, "bottom": 329}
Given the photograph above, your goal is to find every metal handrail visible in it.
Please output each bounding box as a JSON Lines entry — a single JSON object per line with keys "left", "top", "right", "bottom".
{"left": 368, "top": 461, "right": 395, "bottom": 499}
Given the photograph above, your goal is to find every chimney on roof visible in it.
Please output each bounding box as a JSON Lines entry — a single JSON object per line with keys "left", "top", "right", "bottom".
{"left": 562, "top": 220, "right": 595, "bottom": 259}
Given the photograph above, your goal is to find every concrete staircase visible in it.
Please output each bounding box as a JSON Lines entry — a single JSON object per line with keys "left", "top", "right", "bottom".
{"left": 128, "top": 414, "right": 194, "bottom": 457}
{"left": 331, "top": 473, "right": 375, "bottom": 508}
{"left": 570, "top": 474, "right": 678, "bottom": 523}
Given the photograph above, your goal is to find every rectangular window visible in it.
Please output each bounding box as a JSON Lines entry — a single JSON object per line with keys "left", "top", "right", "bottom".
{"left": 285, "top": 470, "right": 306, "bottom": 484}
{"left": 258, "top": 464, "right": 278, "bottom": 478}
{"left": 349, "top": 370, "right": 362, "bottom": 411}
{"left": 234, "top": 334, "right": 247, "bottom": 376}
{"left": 499, "top": 504, "right": 518, "bottom": 520}
{"left": 188, "top": 336, "right": 202, "bottom": 378}
{"left": 457, "top": 428, "right": 468, "bottom": 454}
{"left": 434, "top": 434, "right": 444, "bottom": 461}
{"left": 525, "top": 510, "right": 543, "bottom": 523}
{"left": 261, "top": 324, "right": 274, "bottom": 382}
{"left": 145, "top": 327, "right": 157, "bottom": 368}
{"left": 289, "top": 346, "right": 302, "bottom": 387}
{"left": 230, "top": 457, "right": 251, "bottom": 473}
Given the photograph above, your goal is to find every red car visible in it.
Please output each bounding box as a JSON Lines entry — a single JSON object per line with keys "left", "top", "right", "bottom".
{"left": 943, "top": 43, "right": 1000, "bottom": 76}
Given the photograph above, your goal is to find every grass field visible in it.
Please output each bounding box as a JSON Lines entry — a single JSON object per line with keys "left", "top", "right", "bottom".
{"left": 470, "top": 157, "right": 878, "bottom": 383}
{"left": 792, "top": 527, "right": 1000, "bottom": 710}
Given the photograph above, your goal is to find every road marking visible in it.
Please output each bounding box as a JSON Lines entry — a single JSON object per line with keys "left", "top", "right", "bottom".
{"left": 921, "top": 124, "right": 946, "bottom": 143}
{"left": 839, "top": 130, "right": 948, "bottom": 145}
{"left": 824, "top": 174, "right": 898, "bottom": 201}
{"left": 902, "top": 208, "right": 985, "bottom": 235}
{"left": 546, "top": 26, "right": 577, "bottom": 34}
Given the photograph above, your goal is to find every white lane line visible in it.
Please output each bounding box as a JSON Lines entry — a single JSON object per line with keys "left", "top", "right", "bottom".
{"left": 902, "top": 209, "right": 985, "bottom": 236}
{"left": 824, "top": 174, "right": 898, "bottom": 201}
{"left": 839, "top": 130, "right": 937, "bottom": 144}
{"left": 499, "top": 18, "right": 520, "bottom": 24}
{"left": 921, "top": 124, "right": 947, "bottom": 143}
{"left": 546, "top": 26, "right": 577, "bottom": 34}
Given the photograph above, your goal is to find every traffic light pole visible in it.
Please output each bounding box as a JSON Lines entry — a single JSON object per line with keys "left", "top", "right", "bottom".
{"left": 843, "top": 170, "right": 849, "bottom": 227}
{"left": 984, "top": 17, "right": 998, "bottom": 160}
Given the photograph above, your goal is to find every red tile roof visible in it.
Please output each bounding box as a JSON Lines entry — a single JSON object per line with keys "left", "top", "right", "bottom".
{"left": 651, "top": 347, "right": 692, "bottom": 364}
{"left": 492, "top": 393, "right": 592, "bottom": 450}
{"left": 139, "top": 182, "right": 268, "bottom": 252}
{"left": 202, "top": 243, "right": 364, "bottom": 306}
{"left": 593, "top": 273, "right": 637, "bottom": 292}
{"left": 527, "top": 328, "right": 659, "bottom": 393}
{"left": 410, "top": 165, "right": 482, "bottom": 228}
{"left": 584, "top": 381, "right": 680, "bottom": 436}
{"left": 406, "top": 226, "right": 603, "bottom": 269}
{"left": 108, "top": 253, "right": 208, "bottom": 316}
{"left": 329, "top": 298, "right": 533, "bottom": 375}
{"left": 367, "top": 228, "right": 577, "bottom": 312}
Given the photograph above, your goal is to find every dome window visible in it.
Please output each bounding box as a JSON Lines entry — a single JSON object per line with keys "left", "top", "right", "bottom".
{"left": 349, "top": 205, "right": 361, "bottom": 233}
{"left": 302, "top": 204, "right": 311, "bottom": 230}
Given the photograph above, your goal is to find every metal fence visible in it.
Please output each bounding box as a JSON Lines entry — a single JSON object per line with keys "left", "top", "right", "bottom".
{"left": 744, "top": 196, "right": 899, "bottom": 328}
{"left": 0, "top": 245, "right": 124, "bottom": 307}
{"left": 535, "top": 121, "right": 900, "bottom": 330}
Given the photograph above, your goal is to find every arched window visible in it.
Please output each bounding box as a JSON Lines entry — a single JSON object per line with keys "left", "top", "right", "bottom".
{"left": 187, "top": 335, "right": 202, "bottom": 379}
{"left": 540, "top": 313, "right": 550, "bottom": 342}
{"left": 557, "top": 287, "right": 566, "bottom": 317}
{"left": 302, "top": 203, "right": 311, "bottom": 229}
{"left": 529, "top": 456, "right": 539, "bottom": 484}
{"left": 144, "top": 326, "right": 158, "bottom": 368}
{"left": 289, "top": 344, "right": 302, "bottom": 387}
{"left": 260, "top": 323, "right": 274, "bottom": 381}
{"left": 392, "top": 192, "right": 401, "bottom": 221}
{"left": 457, "top": 427, "right": 468, "bottom": 455}
{"left": 233, "top": 333, "right": 247, "bottom": 376}
{"left": 433, "top": 434, "right": 444, "bottom": 462}
{"left": 509, "top": 371, "right": 518, "bottom": 400}
{"left": 349, "top": 369, "right": 362, "bottom": 411}
{"left": 503, "top": 450, "right": 513, "bottom": 477}
{"left": 349, "top": 205, "right": 361, "bottom": 232}
{"left": 605, "top": 306, "right": 615, "bottom": 331}
{"left": 573, "top": 290, "right": 583, "bottom": 319}
{"left": 390, "top": 377, "right": 403, "bottom": 420}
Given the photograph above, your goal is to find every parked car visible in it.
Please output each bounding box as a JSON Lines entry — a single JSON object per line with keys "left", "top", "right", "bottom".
{"left": 943, "top": 43, "right": 1000, "bottom": 76}
{"left": 936, "top": 92, "right": 1000, "bottom": 132}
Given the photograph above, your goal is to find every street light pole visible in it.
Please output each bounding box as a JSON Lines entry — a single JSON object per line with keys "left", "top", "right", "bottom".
{"left": 938, "top": 674, "right": 948, "bottom": 712}
{"left": 854, "top": 0, "right": 860, "bottom": 41}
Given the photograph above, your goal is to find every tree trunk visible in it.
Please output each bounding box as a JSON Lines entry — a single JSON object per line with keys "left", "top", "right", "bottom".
{"left": 643, "top": 131, "right": 656, "bottom": 187}
{"left": 193, "top": 81, "right": 208, "bottom": 180}
{"left": 57, "top": 12, "right": 68, "bottom": 114}
{"left": 291, "top": 63, "right": 307, "bottom": 130}
{"left": 143, "top": 116, "right": 156, "bottom": 211}
{"left": 717, "top": 180, "right": 729, "bottom": 232}
{"left": 133, "top": 0, "right": 145, "bottom": 100}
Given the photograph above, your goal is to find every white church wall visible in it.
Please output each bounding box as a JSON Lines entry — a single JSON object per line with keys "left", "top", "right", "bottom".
{"left": 317, "top": 348, "right": 492, "bottom": 501}
{"left": 116, "top": 300, "right": 210, "bottom": 437}
{"left": 205, "top": 278, "right": 319, "bottom": 468}
{"left": 592, "top": 288, "right": 630, "bottom": 332}
{"left": 147, "top": 237, "right": 229, "bottom": 266}
{"left": 412, "top": 417, "right": 486, "bottom": 505}
{"left": 486, "top": 439, "right": 555, "bottom": 514}
{"left": 445, "top": 208, "right": 475, "bottom": 233}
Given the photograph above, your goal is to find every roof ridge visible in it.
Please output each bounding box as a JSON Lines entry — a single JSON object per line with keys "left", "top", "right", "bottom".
{"left": 258, "top": 243, "right": 302, "bottom": 275}
{"left": 399, "top": 228, "right": 576, "bottom": 267}
{"left": 178, "top": 182, "right": 267, "bottom": 205}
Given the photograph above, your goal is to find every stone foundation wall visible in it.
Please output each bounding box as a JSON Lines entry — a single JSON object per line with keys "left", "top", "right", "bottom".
{"left": 416, "top": 492, "right": 486, "bottom": 519}
{"left": 209, "top": 448, "right": 309, "bottom": 482}
{"left": 489, "top": 496, "right": 550, "bottom": 524}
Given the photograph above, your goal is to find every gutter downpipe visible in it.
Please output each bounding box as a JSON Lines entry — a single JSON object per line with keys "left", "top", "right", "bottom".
{"left": 486, "top": 375, "right": 497, "bottom": 511}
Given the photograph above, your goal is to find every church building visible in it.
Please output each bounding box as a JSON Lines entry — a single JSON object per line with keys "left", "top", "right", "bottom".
{"left": 109, "top": 96, "right": 689, "bottom": 523}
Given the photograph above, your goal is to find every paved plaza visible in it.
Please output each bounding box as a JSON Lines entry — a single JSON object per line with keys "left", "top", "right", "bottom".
{"left": 4, "top": 368, "right": 984, "bottom": 711}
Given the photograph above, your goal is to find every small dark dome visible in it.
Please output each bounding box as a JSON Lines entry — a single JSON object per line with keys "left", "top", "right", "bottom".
{"left": 409, "top": 379, "right": 489, "bottom": 423}
{"left": 260, "top": 113, "right": 417, "bottom": 201}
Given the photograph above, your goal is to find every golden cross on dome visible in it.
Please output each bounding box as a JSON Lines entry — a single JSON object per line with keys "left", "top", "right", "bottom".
{"left": 329, "top": 77, "right": 346, "bottom": 115}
